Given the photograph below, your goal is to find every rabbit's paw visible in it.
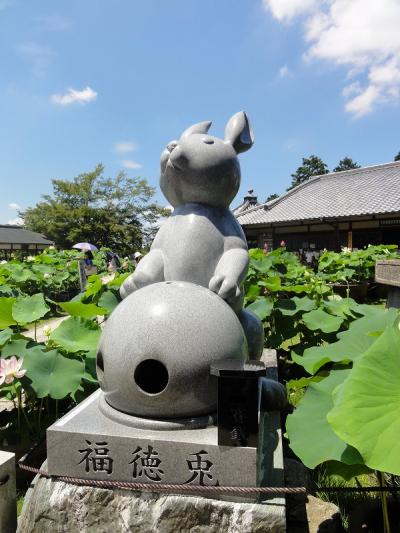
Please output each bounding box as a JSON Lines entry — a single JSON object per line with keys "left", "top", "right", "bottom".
{"left": 209, "top": 274, "right": 241, "bottom": 303}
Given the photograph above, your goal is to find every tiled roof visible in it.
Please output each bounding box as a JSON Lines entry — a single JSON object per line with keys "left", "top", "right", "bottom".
{"left": 0, "top": 225, "right": 54, "bottom": 245}
{"left": 232, "top": 190, "right": 259, "bottom": 216}
{"left": 232, "top": 199, "right": 260, "bottom": 216}
{"left": 236, "top": 161, "right": 400, "bottom": 226}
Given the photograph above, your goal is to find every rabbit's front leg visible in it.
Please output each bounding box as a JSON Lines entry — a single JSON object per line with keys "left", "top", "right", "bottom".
{"left": 120, "top": 249, "right": 165, "bottom": 299}
{"left": 209, "top": 245, "right": 248, "bottom": 311}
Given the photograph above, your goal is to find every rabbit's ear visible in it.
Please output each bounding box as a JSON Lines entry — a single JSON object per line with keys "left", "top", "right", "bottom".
{"left": 225, "top": 111, "right": 254, "bottom": 154}
{"left": 181, "top": 120, "right": 212, "bottom": 139}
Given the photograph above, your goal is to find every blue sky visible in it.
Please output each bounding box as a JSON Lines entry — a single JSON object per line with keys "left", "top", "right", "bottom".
{"left": 1, "top": 0, "right": 400, "bottom": 224}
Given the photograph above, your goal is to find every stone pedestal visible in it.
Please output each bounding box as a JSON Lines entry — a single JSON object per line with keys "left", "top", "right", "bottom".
{"left": 17, "top": 474, "right": 285, "bottom": 533}
{"left": 375, "top": 259, "right": 400, "bottom": 308}
{"left": 19, "top": 350, "right": 285, "bottom": 532}
{"left": 0, "top": 450, "right": 16, "bottom": 533}
{"left": 46, "top": 388, "right": 257, "bottom": 491}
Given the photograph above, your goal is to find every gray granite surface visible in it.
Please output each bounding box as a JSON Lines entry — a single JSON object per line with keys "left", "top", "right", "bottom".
{"left": 0, "top": 450, "right": 16, "bottom": 533}
{"left": 98, "top": 281, "right": 248, "bottom": 418}
{"left": 119, "top": 112, "right": 263, "bottom": 360}
{"left": 18, "top": 474, "right": 286, "bottom": 533}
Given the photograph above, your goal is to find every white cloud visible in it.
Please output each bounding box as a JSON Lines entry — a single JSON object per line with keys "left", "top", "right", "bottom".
{"left": 51, "top": 86, "right": 97, "bottom": 106}
{"left": 263, "top": 0, "right": 400, "bottom": 116}
{"left": 120, "top": 159, "right": 142, "bottom": 169}
{"left": 8, "top": 202, "right": 21, "bottom": 210}
{"left": 279, "top": 65, "right": 290, "bottom": 78}
{"left": 114, "top": 141, "right": 137, "bottom": 153}
{"left": 18, "top": 42, "right": 52, "bottom": 77}
{"left": 263, "top": 0, "right": 318, "bottom": 22}
{"left": 345, "top": 85, "right": 381, "bottom": 117}
{"left": 8, "top": 217, "right": 23, "bottom": 226}
{"left": 342, "top": 81, "right": 362, "bottom": 99}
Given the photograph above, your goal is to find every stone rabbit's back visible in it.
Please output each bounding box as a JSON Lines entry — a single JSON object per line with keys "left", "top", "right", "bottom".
{"left": 121, "top": 111, "right": 264, "bottom": 358}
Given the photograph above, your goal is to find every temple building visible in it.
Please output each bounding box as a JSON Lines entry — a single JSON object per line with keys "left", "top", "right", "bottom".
{"left": 234, "top": 161, "right": 400, "bottom": 252}
{"left": 0, "top": 225, "right": 54, "bottom": 258}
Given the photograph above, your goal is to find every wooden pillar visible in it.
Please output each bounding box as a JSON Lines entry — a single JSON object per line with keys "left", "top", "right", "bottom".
{"left": 347, "top": 231, "right": 353, "bottom": 249}
{"left": 347, "top": 221, "right": 353, "bottom": 249}
{"left": 334, "top": 223, "right": 340, "bottom": 251}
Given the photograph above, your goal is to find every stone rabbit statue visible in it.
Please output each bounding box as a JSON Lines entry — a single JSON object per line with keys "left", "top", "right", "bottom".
{"left": 120, "top": 111, "right": 264, "bottom": 359}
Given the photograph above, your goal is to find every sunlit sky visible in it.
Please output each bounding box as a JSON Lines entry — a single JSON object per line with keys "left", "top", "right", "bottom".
{"left": 1, "top": 0, "right": 400, "bottom": 224}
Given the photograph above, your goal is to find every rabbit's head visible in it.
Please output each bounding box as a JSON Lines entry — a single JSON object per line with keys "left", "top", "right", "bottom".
{"left": 160, "top": 111, "right": 254, "bottom": 209}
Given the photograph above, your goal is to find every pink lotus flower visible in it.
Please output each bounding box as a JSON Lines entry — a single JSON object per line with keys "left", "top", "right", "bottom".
{"left": 0, "top": 356, "right": 26, "bottom": 386}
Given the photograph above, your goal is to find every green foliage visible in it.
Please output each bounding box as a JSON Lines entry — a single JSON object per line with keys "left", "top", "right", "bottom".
{"left": 97, "top": 291, "right": 119, "bottom": 314}
{"left": 328, "top": 322, "right": 400, "bottom": 475}
{"left": 0, "top": 252, "right": 131, "bottom": 442}
{"left": 2, "top": 241, "right": 399, "bottom": 490}
{"left": 293, "top": 307, "right": 397, "bottom": 374}
{"left": 244, "top": 247, "right": 348, "bottom": 352}
{"left": 22, "top": 164, "right": 169, "bottom": 254}
{"left": 12, "top": 293, "right": 50, "bottom": 324}
{"left": 394, "top": 151, "right": 400, "bottom": 162}
{"left": 286, "top": 369, "right": 366, "bottom": 472}
{"left": 245, "top": 246, "right": 400, "bottom": 486}
{"left": 266, "top": 193, "right": 279, "bottom": 202}
{"left": 49, "top": 317, "right": 101, "bottom": 353}
{"left": 333, "top": 157, "right": 361, "bottom": 172}
{"left": 317, "top": 244, "right": 398, "bottom": 283}
{"left": 0, "top": 297, "right": 16, "bottom": 328}
{"left": 302, "top": 309, "right": 344, "bottom": 333}
{"left": 287, "top": 306, "right": 400, "bottom": 480}
{"left": 0, "top": 248, "right": 80, "bottom": 300}
{"left": 288, "top": 155, "right": 329, "bottom": 190}
{"left": 58, "top": 301, "right": 107, "bottom": 319}
{"left": 22, "top": 347, "right": 85, "bottom": 399}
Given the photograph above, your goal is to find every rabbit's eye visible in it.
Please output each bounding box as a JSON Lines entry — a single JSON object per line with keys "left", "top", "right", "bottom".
{"left": 167, "top": 140, "right": 178, "bottom": 152}
{"left": 202, "top": 136, "right": 214, "bottom": 145}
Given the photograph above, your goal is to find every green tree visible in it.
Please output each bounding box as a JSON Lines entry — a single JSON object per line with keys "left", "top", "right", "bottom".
{"left": 266, "top": 193, "right": 279, "bottom": 202}
{"left": 394, "top": 151, "right": 400, "bottom": 162}
{"left": 22, "top": 164, "right": 168, "bottom": 255}
{"left": 288, "top": 155, "right": 329, "bottom": 190}
{"left": 333, "top": 157, "right": 361, "bottom": 172}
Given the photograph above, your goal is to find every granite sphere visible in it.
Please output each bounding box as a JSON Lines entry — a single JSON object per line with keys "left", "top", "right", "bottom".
{"left": 97, "top": 281, "right": 248, "bottom": 419}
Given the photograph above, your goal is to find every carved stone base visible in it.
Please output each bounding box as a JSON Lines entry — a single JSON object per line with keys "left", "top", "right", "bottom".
{"left": 18, "top": 471, "right": 286, "bottom": 533}
{"left": 35, "top": 349, "right": 285, "bottom": 530}
{"left": 47, "top": 388, "right": 257, "bottom": 491}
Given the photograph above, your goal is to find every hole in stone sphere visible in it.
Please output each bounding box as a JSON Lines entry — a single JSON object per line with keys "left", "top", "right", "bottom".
{"left": 96, "top": 351, "right": 104, "bottom": 381}
{"left": 134, "top": 359, "right": 169, "bottom": 395}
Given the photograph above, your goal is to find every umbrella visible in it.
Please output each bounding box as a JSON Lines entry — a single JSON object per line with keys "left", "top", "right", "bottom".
{"left": 72, "top": 242, "right": 98, "bottom": 252}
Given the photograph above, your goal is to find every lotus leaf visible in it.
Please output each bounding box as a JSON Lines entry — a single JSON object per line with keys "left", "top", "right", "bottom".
{"left": 324, "top": 298, "right": 359, "bottom": 318}
{"left": 12, "top": 293, "right": 50, "bottom": 324}
{"left": 22, "top": 347, "right": 85, "bottom": 399}
{"left": 98, "top": 291, "right": 120, "bottom": 314}
{"left": 286, "top": 369, "right": 365, "bottom": 470}
{"left": 58, "top": 301, "right": 107, "bottom": 318}
{"left": 0, "top": 297, "right": 17, "bottom": 328}
{"left": 0, "top": 328, "right": 13, "bottom": 347}
{"left": 328, "top": 322, "right": 400, "bottom": 475}
{"left": 246, "top": 297, "right": 273, "bottom": 320}
{"left": 1, "top": 338, "right": 40, "bottom": 359}
{"left": 258, "top": 276, "right": 281, "bottom": 291}
{"left": 293, "top": 307, "right": 398, "bottom": 374}
{"left": 276, "top": 296, "right": 317, "bottom": 316}
{"left": 84, "top": 276, "right": 103, "bottom": 298}
{"left": 50, "top": 317, "right": 101, "bottom": 352}
{"left": 302, "top": 309, "right": 344, "bottom": 333}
